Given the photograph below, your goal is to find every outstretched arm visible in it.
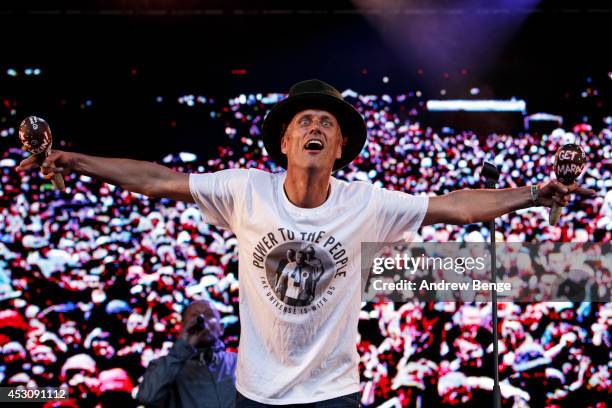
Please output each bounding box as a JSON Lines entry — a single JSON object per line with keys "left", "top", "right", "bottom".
{"left": 16, "top": 150, "right": 193, "bottom": 202}
{"left": 423, "top": 180, "right": 596, "bottom": 226}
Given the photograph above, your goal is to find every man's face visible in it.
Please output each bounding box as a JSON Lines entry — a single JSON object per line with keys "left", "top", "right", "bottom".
{"left": 287, "top": 250, "right": 296, "bottom": 262}
{"left": 182, "top": 301, "right": 223, "bottom": 346}
{"left": 281, "top": 109, "right": 345, "bottom": 171}
{"left": 296, "top": 251, "right": 305, "bottom": 265}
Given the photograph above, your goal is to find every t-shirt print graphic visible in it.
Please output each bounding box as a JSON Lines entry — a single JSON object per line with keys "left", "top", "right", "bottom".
{"left": 266, "top": 243, "right": 333, "bottom": 308}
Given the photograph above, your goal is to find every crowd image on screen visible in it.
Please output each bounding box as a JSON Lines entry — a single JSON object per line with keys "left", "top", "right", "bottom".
{"left": 0, "top": 72, "right": 610, "bottom": 407}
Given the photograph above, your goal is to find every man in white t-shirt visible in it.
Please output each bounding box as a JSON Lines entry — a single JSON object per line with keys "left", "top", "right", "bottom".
{"left": 18, "top": 79, "right": 595, "bottom": 406}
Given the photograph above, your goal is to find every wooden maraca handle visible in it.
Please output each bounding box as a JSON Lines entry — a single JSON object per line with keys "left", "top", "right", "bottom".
{"left": 549, "top": 203, "right": 562, "bottom": 225}
{"left": 51, "top": 172, "right": 65, "bottom": 190}
{"left": 35, "top": 150, "right": 65, "bottom": 191}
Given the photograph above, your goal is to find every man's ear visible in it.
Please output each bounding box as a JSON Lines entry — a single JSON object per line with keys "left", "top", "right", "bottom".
{"left": 336, "top": 136, "right": 347, "bottom": 159}
{"left": 281, "top": 135, "right": 287, "bottom": 155}
{"left": 280, "top": 125, "right": 288, "bottom": 155}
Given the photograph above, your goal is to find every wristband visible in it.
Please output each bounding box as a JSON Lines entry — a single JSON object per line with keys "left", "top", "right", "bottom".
{"left": 530, "top": 185, "right": 539, "bottom": 205}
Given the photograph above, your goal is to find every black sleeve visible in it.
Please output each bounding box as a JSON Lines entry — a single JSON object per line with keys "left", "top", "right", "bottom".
{"left": 137, "top": 339, "right": 196, "bottom": 407}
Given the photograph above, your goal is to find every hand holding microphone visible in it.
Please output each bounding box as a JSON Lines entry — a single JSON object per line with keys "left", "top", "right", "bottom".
{"left": 179, "top": 314, "right": 212, "bottom": 347}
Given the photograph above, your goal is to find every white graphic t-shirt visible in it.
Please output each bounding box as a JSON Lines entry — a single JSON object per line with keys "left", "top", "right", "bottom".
{"left": 190, "top": 169, "right": 428, "bottom": 404}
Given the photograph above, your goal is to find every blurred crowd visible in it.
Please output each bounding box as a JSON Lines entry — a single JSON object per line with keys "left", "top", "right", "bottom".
{"left": 0, "top": 78, "right": 610, "bottom": 407}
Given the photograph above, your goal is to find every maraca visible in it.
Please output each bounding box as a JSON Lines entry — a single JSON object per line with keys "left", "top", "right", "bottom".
{"left": 19, "top": 116, "right": 65, "bottom": 190}
{"left": 549, "top": 143, "right": 586, "bottom": 225}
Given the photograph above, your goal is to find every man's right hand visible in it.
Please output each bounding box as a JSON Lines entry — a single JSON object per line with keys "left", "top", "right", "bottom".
{"left": 15, "top": 149, "right": 193, "bottom": 202}
{"left": 16, "top": 149, "right": 78, "bottom": 180}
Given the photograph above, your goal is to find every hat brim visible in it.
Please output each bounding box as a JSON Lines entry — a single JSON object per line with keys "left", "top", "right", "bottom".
{"left": 262, "top": 92, "right": 367, "bottom": 171}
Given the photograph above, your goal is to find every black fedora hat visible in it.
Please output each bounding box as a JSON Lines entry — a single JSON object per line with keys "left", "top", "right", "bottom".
{"left": 261, "top": 79, "right": 367, "bottom": 171}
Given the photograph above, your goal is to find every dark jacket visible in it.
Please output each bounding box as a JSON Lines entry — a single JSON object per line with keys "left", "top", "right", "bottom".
{"left": 138, "top": 339, "right": 237, "bottom": 408}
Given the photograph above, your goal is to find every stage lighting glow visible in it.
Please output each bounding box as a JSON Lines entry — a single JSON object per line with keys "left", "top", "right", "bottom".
{"left": 1, "top": 128, "right": 15, "bottom": 137}
{"left": 261, "top": 94, "right": 284, "bottom": 104}
{"left": 426, "top": 99, "right": 526, "bottom": 112}
{"left": 342, "top": 89, "right": 358, "bottom": 98}
{"left": 573, "top": 123, "right": 592, "bottom": 133}
{"left": 179, "top": 152, "right": 197, "bottom": 162}
{"left": 526, "top": 113, "right": 562, "bottom": 123}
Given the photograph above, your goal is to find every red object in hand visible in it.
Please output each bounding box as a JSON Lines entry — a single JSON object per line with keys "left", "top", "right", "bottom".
{"left": 550, "top": 143, "right": 587, "bottom": 226}
{"left": 19, "top": 116, "right": 52, "bottom": 155}
{"left": 18, "top": 116, "right": 65, "bottom": 190}
{"left": 553, "top": 143, "right": 587, "bottom": 185}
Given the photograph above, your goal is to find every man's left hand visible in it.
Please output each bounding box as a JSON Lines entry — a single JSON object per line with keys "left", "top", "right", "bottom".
{"left": 536, "top": 180, "right": 596, "bottom": 207}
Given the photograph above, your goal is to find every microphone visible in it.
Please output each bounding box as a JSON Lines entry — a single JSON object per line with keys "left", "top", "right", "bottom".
{"left": 196, "top": 314, "right": 206, "bottom": 329}
{"left": 189, "top": 314, "right": 207, "bottom": 334}
{"left": 549, "top": 144, "right": 586, "bottom": 225}
{"left": 19, "top": 116, "right": 65, "bottom": 191}
{"left": 482, "top": 162, "right": 500, "bottom": 189}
